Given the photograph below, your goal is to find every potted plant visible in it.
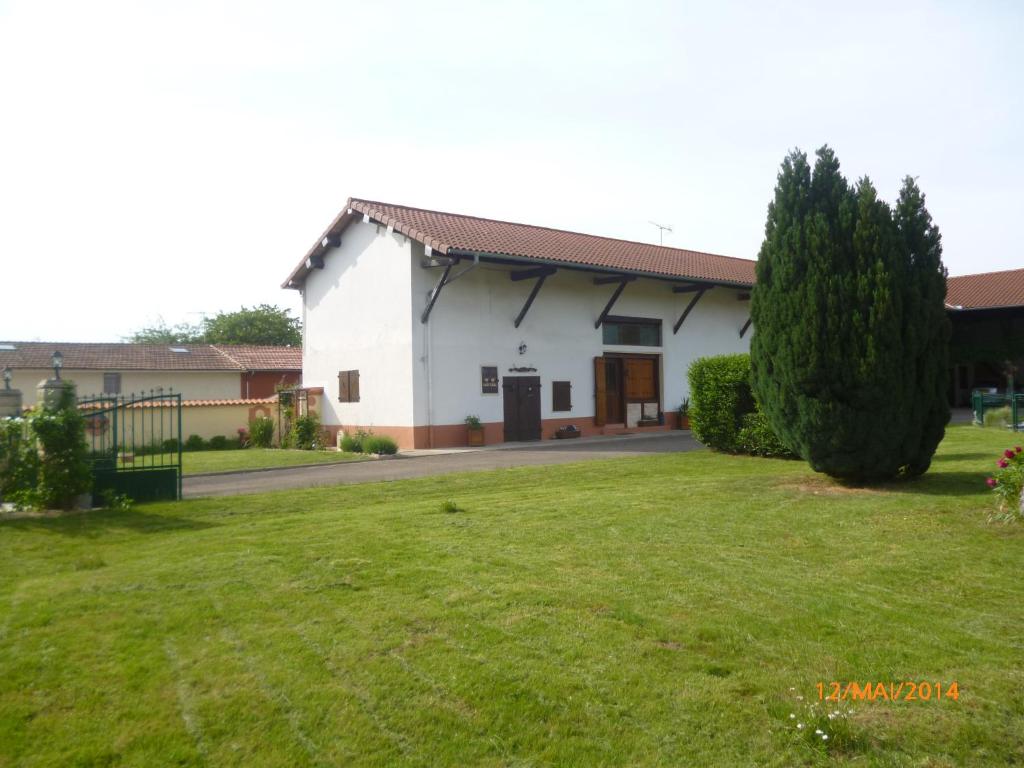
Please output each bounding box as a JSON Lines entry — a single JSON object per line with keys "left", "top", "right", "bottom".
{"left": 465, "top": 415, "right": 485, "bottom": 447}
{"left": 678, "top": 398, "right": 690, "bottom": 430}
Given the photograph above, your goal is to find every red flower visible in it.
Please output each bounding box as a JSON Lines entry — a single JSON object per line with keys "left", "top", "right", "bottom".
{"left": 986, "top": 477, "right": 997, "bottom": 487}
{"left": 999, "top": 459, "right": 1009, "bottom": 468}
{"left": 1016, "top": 446, "right": 1023, "bottom": 454}
{"left": 1004, "top": 449, "right": 1015, "bottom": 459}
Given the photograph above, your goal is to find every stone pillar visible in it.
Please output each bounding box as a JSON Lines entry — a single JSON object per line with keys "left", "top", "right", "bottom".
{"left": 37, "top": 377, "right": 75, "bottom": 410}
{"left": 0, "top": 388, "right": 22, "bottom": 418}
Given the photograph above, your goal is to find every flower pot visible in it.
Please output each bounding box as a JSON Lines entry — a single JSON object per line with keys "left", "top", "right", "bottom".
{"left": 467, "top": 427, "right": 485, "bottom": 447}
{"left": 679, "top": 414, "right": 690, "bottom": 430}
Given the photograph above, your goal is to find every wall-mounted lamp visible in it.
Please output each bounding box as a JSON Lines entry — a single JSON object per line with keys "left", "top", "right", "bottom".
{"left": 51, "top": 350, "right": 63, "bottom": 380}
{"left": 518, "top": 342, "right": 528, "bottom": 355}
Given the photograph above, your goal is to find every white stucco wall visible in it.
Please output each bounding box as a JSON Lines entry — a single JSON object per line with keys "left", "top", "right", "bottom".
{"left": 410, "top": 258, "right": 752, "bottom": 426}
{"left": 301, "top": 219, "right": 415, "bottom": 428}
{"left": 12, "top": 370, "right": 241, "bottom": 407}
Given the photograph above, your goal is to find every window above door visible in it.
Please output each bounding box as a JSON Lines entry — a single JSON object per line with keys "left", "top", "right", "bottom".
{"left": 602, "top": 316, "right": 662, "bottom": 346}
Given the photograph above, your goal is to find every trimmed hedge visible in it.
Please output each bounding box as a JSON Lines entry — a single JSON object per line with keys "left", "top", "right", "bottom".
{"left": 687, "top": 354, "right": 755, "bottom": 453}
{"left": 687, "top": 353, "right": 793, "bottom": 458}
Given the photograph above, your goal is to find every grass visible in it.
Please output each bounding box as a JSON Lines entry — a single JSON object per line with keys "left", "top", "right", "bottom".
{"left": 1, "top": 425, "right": 1022, "bottom": 766}
{"left": 177, "top": 448, "right": 363, "bottom": 475}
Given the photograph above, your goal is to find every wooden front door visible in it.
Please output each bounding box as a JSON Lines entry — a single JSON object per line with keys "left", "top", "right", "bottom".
{"left": 503, "top": 376, "right": 542, "bottom": 442}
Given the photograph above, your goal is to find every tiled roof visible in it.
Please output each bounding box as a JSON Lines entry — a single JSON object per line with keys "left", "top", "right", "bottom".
{"left": 285, "top": 198, "right": 757, "bottom": 288}
{"left": 0, "top": 342, "right": 301, "bottom": 371}
{"left": 946, "top": 268, "right": 1024, "bottom": 310}
{"left": 213, "top": 345, "right": 302, "bottom": 370}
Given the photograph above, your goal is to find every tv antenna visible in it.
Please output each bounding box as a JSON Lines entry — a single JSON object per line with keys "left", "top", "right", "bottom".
{"left": 649, "top": 220, "right": 673, "bottom": 245}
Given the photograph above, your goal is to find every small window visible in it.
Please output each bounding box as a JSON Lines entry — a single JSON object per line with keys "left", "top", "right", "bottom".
{"left": 338, "top": 370, "right": 360, "bottom": 402}
{"left": 103, "top": 372, "right": 121, "bottom": 394}
{"left": 602, "top": 317, "right": 662, "bottom": 347}
{"left": 481, "top": 365, "right": 499, "bottom": 394}
{"left": 168, "top": 346, "right": 190, "bottom": 353}
{"left": 552, "top": 381, "right": 572, "bottom": 412}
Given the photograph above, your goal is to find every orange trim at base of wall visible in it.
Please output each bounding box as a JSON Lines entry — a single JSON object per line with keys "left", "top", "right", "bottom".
{"left": 324, "top": 412, "right": 682, "bottom": 451}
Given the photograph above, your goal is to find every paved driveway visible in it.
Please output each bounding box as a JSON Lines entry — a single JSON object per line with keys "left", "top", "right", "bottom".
{"left": 184, "top": 432, "right": 702, "bottom": 498}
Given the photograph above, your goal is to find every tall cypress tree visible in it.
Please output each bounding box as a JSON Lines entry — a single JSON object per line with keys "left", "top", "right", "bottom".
{"left": 750, "top": 147, "right": 949, "bottom": 481}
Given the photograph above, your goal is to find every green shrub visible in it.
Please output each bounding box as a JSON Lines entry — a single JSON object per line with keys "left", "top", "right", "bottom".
{"left": 737, "top": 409, "right": 795, "bottom": 458}
{"left": 687, "top": 354, "right": 756, "bottom": 453}
{"left": 362, "top": 435, "right": 398, "bottom": 455}
{"left": 984, "top": 407, "right": 1011, "bottom": 429}
{"left": 29, "top": 386, "right": 92, "bottom": 510}
{"left": 250, "top": 416, "right": 274, "bottom": 448}
{"left": 184, "top": 434, "right": 206, "bottom": 452}
{"left": 0, "top": 418, "right": 39, "bottom": 504}
{"left": 340, "top": 428, "right": 372, "bottom": 453}
{"left": 441, "top": 500, "right": 462, "bottom": 514}
{"left": 289, "top": 413, "right": 322, "bottom": 450}
{"left": 162, "top": 437, "right": 180, "bottom": 453}
{"left": 208, "top": 435, "right": 230, "bottom": 451}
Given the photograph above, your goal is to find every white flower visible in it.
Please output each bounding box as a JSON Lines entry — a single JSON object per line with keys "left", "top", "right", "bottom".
{"left": 822, "top": 734, "right": 829, "bottom": 741}
{"left": 789, "top": 713, "right": 796, "bottom": 719}
{"left": 815, "top": 729, "right": 823, "bottom": 735}
{"left": 796, "top": 695, "right": 803, "bottom": 701}
{"left": 789, "top": 687, "right": 796, "bottom": 691}
{"left": 797, "top": 723, "right": 804, "bottom": 729}
{"left": 827, "top": 713, "right": 835, "bottom": 720}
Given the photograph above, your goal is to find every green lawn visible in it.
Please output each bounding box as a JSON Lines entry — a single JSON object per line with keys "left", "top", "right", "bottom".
{"left": 1, "top": 426, "right": 1022, "bottom": 766}
{"left": 179, "top": 448, "right": 363, "bottom": 475}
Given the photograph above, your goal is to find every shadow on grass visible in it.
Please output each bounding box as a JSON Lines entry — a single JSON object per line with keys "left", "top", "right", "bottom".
{"left": 877, "top": 471, "right": 989, "bottom": 497}
{"left": 0, "top": 507, "right": 216, "bottom": 537}
{"left": 932, "top": 452, "right": 1000, "bottom": 463}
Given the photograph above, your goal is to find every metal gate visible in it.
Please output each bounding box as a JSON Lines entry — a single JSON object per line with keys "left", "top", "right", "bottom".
{"left": 78, "top": 390, "right": 182, "bottom": 502}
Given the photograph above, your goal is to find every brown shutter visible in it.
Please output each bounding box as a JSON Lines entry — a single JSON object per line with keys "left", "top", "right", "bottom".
{"left": 350, "top": 370, "right": 360, "bottom": 402}
{"left": 338, "top": 371, "right": 349, "bottom": 402}
{"left": 552, "top": 381, "right": 572, "bottom": 412}
{"left": 593, "top": 357, "right": 606, "bottom": 426}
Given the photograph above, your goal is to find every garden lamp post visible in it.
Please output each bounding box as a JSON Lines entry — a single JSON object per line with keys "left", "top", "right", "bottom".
{"left": 2, "top": 366, "right": 11, "bottom": 390}
{"left": 51, "top": 351, "right": 63, "bottom": 381}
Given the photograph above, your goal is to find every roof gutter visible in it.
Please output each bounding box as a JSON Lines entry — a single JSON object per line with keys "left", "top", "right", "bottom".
{"left": 446, "top": 248, "right": 755, "bottom": 290}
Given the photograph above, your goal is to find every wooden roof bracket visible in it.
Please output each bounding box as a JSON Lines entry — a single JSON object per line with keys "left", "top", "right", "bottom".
{"left": 420, "top": 259, "right": 456, "bottom": 324}
{"left": 594, "top": 276, "right": 635, "bottom": 329}
{"left": 419, "top": 255, "right": 479, "bottom": 323}
{"left": 512, "top": 267, "right": 555, "bottom": 328}
{"left": 739, "top": 317, "right": 753, "bottom": 338}
{"left": 672, "top": 287, "right": 707, "bottom": 334}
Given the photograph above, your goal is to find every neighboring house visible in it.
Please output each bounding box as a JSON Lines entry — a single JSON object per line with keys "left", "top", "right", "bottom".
{"left": 285, "top": 198, "right": 756, "bottom": 449}
{"left": 946, "top": 267, "right": 1024, "bottom": 405}
{"left": 0, "top": 342, "right": 302, "bottom": 406}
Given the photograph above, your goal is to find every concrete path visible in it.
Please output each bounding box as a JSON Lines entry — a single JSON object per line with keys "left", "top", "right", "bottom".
{"left": 184, "top": 432, "right": 702, "bottom": 498}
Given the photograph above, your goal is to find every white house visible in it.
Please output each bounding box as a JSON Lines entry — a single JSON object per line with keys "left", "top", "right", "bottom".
{"left": 284, "top": 199, "right": 756, "bottom": 449}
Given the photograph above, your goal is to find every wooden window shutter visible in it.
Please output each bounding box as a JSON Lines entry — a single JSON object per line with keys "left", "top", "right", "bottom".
{"left": 552, "top": 381, "right": 572, "bottom": 412}
{"left": 593, "top": 357, "right": 606, "bottom": 426}
{"left": 350, "top": 370, "right": 360, "bottom": 402}
{"left": 338, "top": 371, "right": 349, "bottom": 402}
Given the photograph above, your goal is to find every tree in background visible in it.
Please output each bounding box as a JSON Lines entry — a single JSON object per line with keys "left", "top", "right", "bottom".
{"left": 127, "top": 305, "right": 301, "bottom": 347}
{"left": 750, "top": 146, "right": 949, "bottom": 481}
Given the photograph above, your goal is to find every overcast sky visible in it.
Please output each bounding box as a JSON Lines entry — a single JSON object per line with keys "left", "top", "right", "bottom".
{"left": 2, "top": 0, "right": 1021, "bottom": 342}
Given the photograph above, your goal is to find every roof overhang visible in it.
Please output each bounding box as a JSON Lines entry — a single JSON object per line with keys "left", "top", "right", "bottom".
{"left": 283, "top": 198, "right": 755, "bottom": 291}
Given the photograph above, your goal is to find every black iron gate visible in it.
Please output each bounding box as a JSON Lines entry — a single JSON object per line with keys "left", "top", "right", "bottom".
{"left": 78, "top": 390, "right": 182, "bottom": 503}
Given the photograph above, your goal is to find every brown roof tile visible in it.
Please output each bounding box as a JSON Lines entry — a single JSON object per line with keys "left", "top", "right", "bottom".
{"left": 0, "top": 342, "right": 301, "bottom": 371}
{"left": 946, "top": 268, "right": 1024, "bottom": 310}
{"left": 285, "top": 198, "right": 757, "bottom": 288}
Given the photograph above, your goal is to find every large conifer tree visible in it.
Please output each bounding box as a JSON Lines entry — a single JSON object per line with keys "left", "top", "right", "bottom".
{"left": 750, "top": 147, "right": 949, "bottom": 481}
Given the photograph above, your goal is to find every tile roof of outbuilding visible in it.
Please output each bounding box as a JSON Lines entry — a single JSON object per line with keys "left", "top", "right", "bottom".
{"left": 285, "top": 198, "right": 757, "bottom": 288}
{"left": 946, "top": 267, "right": 1024, "bottom": 310}
{"left": 0, "top": 342, "right": 301, "bottom": 371}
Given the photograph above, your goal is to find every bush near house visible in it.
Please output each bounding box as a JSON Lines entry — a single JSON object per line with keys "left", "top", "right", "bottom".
{"left": 362, "top": 435, "right": 398, "bottom": 455}
{"left": 287, "top": 413, "right": 323, "bottom": 450}
{"left": 249, "top": 416, "right": 274, "bottom": 448}
{"left": 688, "top": 353, "right": 792, "bottom": 458}
{"left": 24, "top": 386, "right": 92, "bottom": 510}
{"left": 0, "top": 418, "right": 39, "bottom": 504}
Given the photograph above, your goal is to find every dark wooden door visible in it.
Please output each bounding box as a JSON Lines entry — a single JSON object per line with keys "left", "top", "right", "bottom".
{"left": 503, "top": 376, "right": 542, "bottom": 442}
{"left": 604, "top": 358, "right": 624, "bottom": 424}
